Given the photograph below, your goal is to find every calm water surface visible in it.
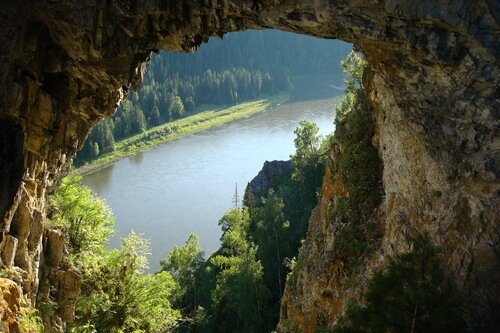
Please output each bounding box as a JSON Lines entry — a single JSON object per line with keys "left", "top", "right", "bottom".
{"left": 83, "top": 90, "right": 342, "bottom": 270}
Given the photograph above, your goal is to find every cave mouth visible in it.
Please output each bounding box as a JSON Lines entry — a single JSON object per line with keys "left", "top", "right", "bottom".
{"left": 0, "top": 118, "right": 24, "bottom": 221}
{"left": 0, "top": 1, "right": 497, "bottom": 331}
{"left": 76, "top": 29, "right": 351, "bottom": 270}
{"left": 55, "top": 30, "right": 352, "bottom": 332}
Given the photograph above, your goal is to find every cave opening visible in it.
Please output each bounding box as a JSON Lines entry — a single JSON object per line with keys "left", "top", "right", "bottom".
{"left": 76, "top": 29, "right": 352, "bottom": 269}
{"left": 52, "top": 29, "right": 356, "bottom": 332}
{"left": 0, "top": 1, "right": 497, "bottom": 332}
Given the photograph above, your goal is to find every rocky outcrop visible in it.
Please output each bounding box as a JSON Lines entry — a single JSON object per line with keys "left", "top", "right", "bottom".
{"left": 0, "top": 278, "right": 23, "bottom": 333}
{"left": 249, "top": 160, "right": 292, "bottom": 201}
{"left": 0, "top": 0, "right": 498, "bottom": 331}
{"left": 36, "top": 229, "right": 81, "bottom": 332}
{"left": 0, "top": 267, "right": 36, "bottom": 333}
{"left": 280, "top": 83, "right": 385, "bottom": 332}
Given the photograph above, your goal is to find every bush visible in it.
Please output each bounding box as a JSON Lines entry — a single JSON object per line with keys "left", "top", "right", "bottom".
{"left": 333, "top": 234, "right": 467, "bottom": 333}
{"left": 331, "top": 223, "right": 381, "bottom": 272}
{"left": 49, "top": 175, "right": 114, "bottom": 259}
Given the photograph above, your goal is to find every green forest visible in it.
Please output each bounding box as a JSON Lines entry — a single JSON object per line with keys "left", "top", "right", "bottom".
{"left": 75, "top": 30, "right": 351, "bottom": 166}
{"left": 30, "top": 51, "right": 466, "bottom": 333}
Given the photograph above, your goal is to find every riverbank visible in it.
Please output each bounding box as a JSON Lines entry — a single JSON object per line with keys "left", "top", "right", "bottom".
{"left": 76, "top": 92, "right": 290, "bottom": 176}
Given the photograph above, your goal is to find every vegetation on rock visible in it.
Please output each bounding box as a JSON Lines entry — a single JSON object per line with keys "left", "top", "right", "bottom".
{"left": 49, "top": 175, "right": 115, "bottom": 263}
{"left": 332, "top": 234, "right": 466, "bottom": 333}
{"left": 278, "top": 51, "right": 384, "bottom": 332}
{"left": 329, "top": 51, "right": 383, "bottom": 272}
{"left": 18, "top": 308, "right": 44, "bottom": 333}
{"left": 47, "top": 176, "right": 180, "bottom": 333}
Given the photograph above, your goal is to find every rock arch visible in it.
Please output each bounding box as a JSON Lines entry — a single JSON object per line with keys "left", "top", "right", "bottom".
{"left": 0, "top": 1, "right": 498, "bottom": 331}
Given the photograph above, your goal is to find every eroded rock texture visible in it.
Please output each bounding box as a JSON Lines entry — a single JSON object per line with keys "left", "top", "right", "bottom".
{"left": 0, "top": 0, "right": 498, "bottom": 331}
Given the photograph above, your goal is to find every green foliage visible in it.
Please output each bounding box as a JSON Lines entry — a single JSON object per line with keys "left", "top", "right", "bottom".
{"left": 290, "top": 120, "right": 328, "bottom": 208}
{"left": 50, "top": 177, "right": 180, "bottom": 332}
{"left": 171, "top": 96, "right": 185, "bottom": 120}
{"left": 194, "top": 208, "right": 273, "bottom": 333}
{"left": 91, "top": 142, "right": 99, "bottom": 157}
{"left": 150, "top": 106, "right": 161, "bottom": 126}
{"left": 251, "top": 191, "right": 292, "bottom": 306}
{"left": 161, "top": 234, "right": 204, "bottom": 309}
{"left": 18, "top": 309, "right": 44, "bottom": 333}
{"left": 71, "top": 232, "right": 180, "bottom": 333}
{"left": 291, "top": 120, "right": 324, "bottom": 184}
{"left": 157, "top": 208, "right": 275, "bottom": 333}
{"left": 333, "top": 234, "right": 466, "bottom": 333}
{"left": 218, "top": 208, "right": 251, "bottom": 255}
{"left": 210, "top": 246, "right": 271, "bottom": 333}
{"left": 287, "top": 120, "right": 328, "bottom": 242}
{"left": 341, "top": 51, "right": 368, "bottom": 93}
{"left": 329, "top": 52, "right": 382, "bottom": 273}
{"left": 335, "top": 51, "right": 367, "bottom": 121}
{"left": 78, "top": 119, "right": 115, "bottom": 161}
{"left": 243, "top": 182, "right": 255, "bottom": 211}
{"left": 284, "top": 256, "right": 305, "bottom": 294}
{"left": 49, "top": 175, "right": 114, "bottom": 269}
{"left": 335, "top": 91, "right": 355, "bottom": 122}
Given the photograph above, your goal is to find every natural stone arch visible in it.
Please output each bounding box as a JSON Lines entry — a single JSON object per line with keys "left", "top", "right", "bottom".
{"left": 0, "top": 1, "right": 498, "bottom": 332}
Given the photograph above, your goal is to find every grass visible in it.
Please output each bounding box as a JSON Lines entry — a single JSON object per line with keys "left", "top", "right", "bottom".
{"left": 76, "top": 92, "right": 289, "bottom": 175}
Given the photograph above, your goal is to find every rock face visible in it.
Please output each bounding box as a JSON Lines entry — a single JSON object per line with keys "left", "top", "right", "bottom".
{"left": 0, "top": 278, "right": 23, "bottom": 333}
{"left": 0, "top": 0, "right": 498, "bottom": 331}
{"left": 249, "top": 160, "right": 292, "bottom": 201}
{"left": 280, "top": 84, "right": 385, "bottom": 332}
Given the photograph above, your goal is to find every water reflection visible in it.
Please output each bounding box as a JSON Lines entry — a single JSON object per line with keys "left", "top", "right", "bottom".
{"left": 83, "top": 164, "right": 114, "bottom": 193}
{"left": 131, "top": 151, "right": 144, "bottom": 165}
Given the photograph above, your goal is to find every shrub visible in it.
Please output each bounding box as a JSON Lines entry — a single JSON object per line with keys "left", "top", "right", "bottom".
{"left": 333, "top": 234, "right": 467, "bottom": 333}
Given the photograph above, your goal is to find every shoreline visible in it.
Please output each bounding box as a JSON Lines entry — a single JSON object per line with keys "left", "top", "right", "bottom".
{"left": 75, "top": 92, "right": 290, "bottom": 176}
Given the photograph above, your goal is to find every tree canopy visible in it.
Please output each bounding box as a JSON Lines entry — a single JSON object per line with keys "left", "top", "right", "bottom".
{"left": 48, "top": 176, "right": 180, "bottom": 333}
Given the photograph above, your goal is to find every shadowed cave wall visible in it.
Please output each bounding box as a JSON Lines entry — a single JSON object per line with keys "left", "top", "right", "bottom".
{"left": 0, "top": 1, "right": 498, "bottom": 332}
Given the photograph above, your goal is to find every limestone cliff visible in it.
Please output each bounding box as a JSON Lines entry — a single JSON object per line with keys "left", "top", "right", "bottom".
{"left": 281, "top": 43, "right": 499, "bottom": 332}
{"left": 249, "top": 160, "right": 292, "bottom": 201}
{"left": 0, "top": 0, "right": 498, "bottom": 331}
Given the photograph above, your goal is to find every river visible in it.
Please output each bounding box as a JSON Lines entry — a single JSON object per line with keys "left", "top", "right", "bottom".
{"left": 83, "top": 79, "right": 343, "bottom": 271}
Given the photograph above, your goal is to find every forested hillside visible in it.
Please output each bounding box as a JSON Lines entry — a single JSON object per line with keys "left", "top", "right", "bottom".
{"left": 75, "top": 30, "right": 351, "bottom": 165}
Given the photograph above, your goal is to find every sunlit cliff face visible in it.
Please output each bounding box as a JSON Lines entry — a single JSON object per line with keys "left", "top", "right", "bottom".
{"left": 0, "top": 1, "right": 498, "bottom": 332}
